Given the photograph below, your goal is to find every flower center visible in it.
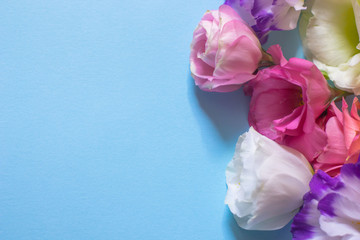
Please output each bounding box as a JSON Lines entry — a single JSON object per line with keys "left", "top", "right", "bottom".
{"left": 298, "top": 92, "right": 304, "bottom": 106}
{"left": 351, "top": 220, "right": 360, "bottom": 232}
{"left": 343, "top": 7, "right": 359, "bottom": 54}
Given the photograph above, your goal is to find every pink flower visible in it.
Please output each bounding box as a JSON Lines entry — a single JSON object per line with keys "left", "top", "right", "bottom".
{"left": 190, "top": 5, "right": 263, "bottom": 92}
{"left": 313, "top": 103, "right": 348, "bottom": 176}
{"left": 246, "top": 45, "right": 331, "bottom": 161}
{"left": 314, "top": 99, "right": 360, "bottom": 176}
{"left": 343, "top": 98, "right": 360, "bottom": 157}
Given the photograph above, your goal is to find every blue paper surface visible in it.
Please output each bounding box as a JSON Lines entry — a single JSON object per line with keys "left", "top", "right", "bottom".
{"left": 0, "top": 1, "right": 303, "bottom": 239}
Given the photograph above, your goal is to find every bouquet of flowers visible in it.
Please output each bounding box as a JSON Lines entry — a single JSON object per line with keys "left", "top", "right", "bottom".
{"left": 190, "top": 0, "right": 360, "bottom": 239}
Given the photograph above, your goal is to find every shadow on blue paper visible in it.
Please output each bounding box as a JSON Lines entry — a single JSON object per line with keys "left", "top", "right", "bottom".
{"left": 186, "top": 28, "right": 302, "bottom": 240}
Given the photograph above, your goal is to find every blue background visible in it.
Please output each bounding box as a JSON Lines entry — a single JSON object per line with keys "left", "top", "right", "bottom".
{"left": 0, "top": 1, "right": 303, "bottom": 239}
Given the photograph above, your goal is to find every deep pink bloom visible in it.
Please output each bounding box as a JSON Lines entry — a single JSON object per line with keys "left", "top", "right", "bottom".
{"left": 246, "top": 45, "right": 331, "bottom": 161}
{"left": 190, "top": 5, "right": 263, "bottom": 92}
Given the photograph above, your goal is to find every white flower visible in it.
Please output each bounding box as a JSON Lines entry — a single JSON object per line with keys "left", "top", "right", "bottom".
{"left": 300, "top": 0, "right": 360, "bottom": 94}
{"left": 225, "top": 127, "right": 313, "bottom": 230}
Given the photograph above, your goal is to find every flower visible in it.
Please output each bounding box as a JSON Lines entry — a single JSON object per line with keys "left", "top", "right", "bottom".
{"left": 300, "top": 0, "right": 360, "bottom": 94}
{"left": 312, "top": 103, "right": 348, "bottom": 176}
{"left": 343, "top": 98, "right": 360, "bottom": 158}
{"left": 313, "top": 99, "right": 360, "bottom": 176}
{"left": 291, "top": 162, "right": 360, "bottom": 239}
{"left": 225, "top": 0, "right": 305, "bottom": 43}
{"left": 190, "top": 5, "right": 263, "bottom": 92}
{"left": 245, "top": 45, "right": 331, "bottom": 161}
{"left": 225, "top": 127, "right": 313, "bottom": 230}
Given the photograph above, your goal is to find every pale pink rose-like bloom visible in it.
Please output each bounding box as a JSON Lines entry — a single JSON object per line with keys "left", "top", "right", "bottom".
{"left": 314, "top": 98, "right": 360, "bottom": 176}
{"left": 246, "top": 45, "right": 331, "bottom": 161}
{"left": 190, "top": 5, "right": 263, "bottom": 92}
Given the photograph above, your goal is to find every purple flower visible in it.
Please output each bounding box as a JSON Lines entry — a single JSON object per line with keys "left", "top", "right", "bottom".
{"left": 291, "top": 163, "right": 360, "bottom": 239}
{"left": 224, "top": 0, "right": 305, "bottom": 43}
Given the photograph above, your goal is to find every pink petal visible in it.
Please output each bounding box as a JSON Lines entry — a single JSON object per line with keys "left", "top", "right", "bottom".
{"left": 273, "top": 106, "right": 305, "bottom": 136}
{"left": 214, "top": 34, "right": 261, "bottom": 78}
{"left": 343, "top": 98, "right": 360, "bottom": 150}
{"left": 317, "top": 117, "right": 347, "bottom": 165}
{"left": 283, "top": 125, "right": 327, "bottom": 161}
{"left": 266, "top": 44, "right": 287, "bottom": 66}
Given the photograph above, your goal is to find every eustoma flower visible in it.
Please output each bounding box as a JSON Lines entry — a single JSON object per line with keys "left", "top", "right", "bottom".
{"left": 292, "top": 162, "right": 360, "bottom": 239}
{"left": 225, "top": 127, "right": 313, "bottom": 230}
{"left": 300, "top": 0, "right": 360, "bottom": 94}
{"left": 190, "top": 5, "right": 263, "bottom": 92}
{"left": 246, "top": 45, "right": 331, "bottom": 161}
{"left": 314, "top": 99, "right": 360, "bottom": 176}
{"left": 225, "top": 0, "right": 305, "bottom": 43}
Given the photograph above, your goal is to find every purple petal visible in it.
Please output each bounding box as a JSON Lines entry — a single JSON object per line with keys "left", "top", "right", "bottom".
{"left": 309, "top": 170, "right": 343, "bottom": 200}
{"left": 340, "top": 163, "right": 360, "bottom": 180}
{"left": 317, "top": 193, "right": 338, "bottom": 217}
{"left": 291, "top": 194, "right": 317, "bottom": 240}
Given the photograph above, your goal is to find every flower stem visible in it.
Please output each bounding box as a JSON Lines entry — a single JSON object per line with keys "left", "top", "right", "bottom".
{"left": 258, "top": 50, "right": 274, "bottom": 68}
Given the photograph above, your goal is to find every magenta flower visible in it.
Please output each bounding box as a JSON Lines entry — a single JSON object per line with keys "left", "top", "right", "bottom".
{"left": 190, "top": 5, "right": 263, "bottom": 92}
{"left": 291, "top": 162, "right": 360, "bottom": 239}
{"left": 224, "top": 0, "right": 305, "bottom": 43}
{"left": 246, "top": 45, "right": 331, "bottom": 161}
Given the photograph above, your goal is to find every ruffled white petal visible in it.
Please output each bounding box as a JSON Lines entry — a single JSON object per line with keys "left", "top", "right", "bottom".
{"left": 306, "top": 0, "right": 358, "bottom": 66}
{"left": 225, "top": 127, "right": 313, "bottom": 230}
{"left": 301, "top": 0, "right": 360, "bottom": 93}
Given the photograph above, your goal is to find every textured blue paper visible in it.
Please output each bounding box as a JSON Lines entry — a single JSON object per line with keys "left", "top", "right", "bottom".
{"left": 0, "top": 1, "right": 303, "bottom": 239}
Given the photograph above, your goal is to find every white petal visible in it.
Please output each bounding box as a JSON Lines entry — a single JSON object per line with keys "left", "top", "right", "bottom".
{"left": 352, "top": 0, "right": 360, "bottom": 46}
{"left": 225, "top": 127, "right": 313, "bottom": 230}
{"left": 315, "top": 55, "right": 360, "bottom": 94}
{"left": 306, "top": 0, "right": 359, "bottom": 66}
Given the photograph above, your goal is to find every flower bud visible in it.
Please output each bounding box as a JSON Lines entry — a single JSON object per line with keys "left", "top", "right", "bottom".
{"left": 225, "top": 127, "right": 313, "bottom": 230}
